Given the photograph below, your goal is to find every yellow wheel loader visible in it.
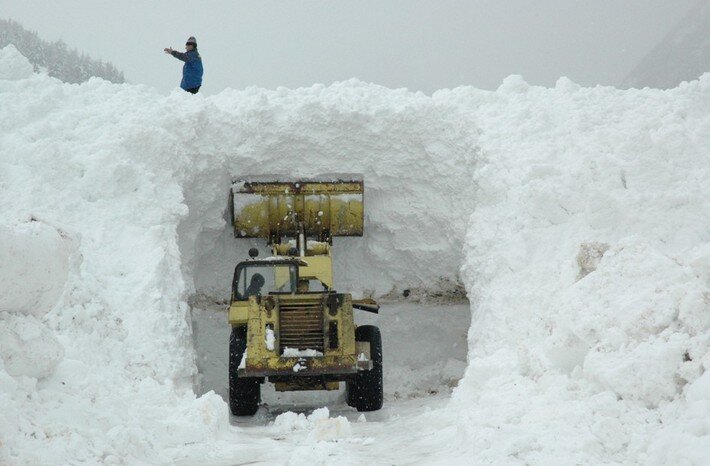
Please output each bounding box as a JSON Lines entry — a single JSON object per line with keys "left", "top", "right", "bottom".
{"left": 227, "top": 175, "right": 382, "bottom": 416}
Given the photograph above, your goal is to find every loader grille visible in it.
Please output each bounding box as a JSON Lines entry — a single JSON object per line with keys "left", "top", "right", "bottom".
{"left": 279, "top": 300, "right": 325, "bottom": 353}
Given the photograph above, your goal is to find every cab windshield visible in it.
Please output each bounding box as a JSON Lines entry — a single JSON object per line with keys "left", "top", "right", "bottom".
{"left": 233, "top": 263, "right": 298, "bottom": 301}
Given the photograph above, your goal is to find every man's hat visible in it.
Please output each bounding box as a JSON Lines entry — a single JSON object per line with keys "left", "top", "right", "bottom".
{"left": 186, "top": 36, "right": 197, "bottom": 46}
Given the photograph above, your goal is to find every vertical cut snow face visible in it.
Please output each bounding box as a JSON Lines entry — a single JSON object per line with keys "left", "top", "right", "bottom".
{"left": 187, "top": 84, "right": 479, "bottom": 300}
{"left": 2, "top": 42, "right": 710, "bottom": 464}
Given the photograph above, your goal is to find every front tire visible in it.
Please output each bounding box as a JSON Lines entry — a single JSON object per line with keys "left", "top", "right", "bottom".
{"left": 346, "top": 325, "right": 383, "bottom": 412}
{"left": 229, "top": 326, "right": 260, "bottom": 416}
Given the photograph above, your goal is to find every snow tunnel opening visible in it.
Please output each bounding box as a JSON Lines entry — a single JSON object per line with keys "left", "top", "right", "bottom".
{"left": 179, "top": 186, "right": 472, "bottom": 410}
{"left": 172, "top": 102, "right": 479, "bottom": 412}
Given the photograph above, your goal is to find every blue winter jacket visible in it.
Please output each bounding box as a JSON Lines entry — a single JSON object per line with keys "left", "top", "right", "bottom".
{"left": 171, "top": 49, "right": 203, "bottom": 90}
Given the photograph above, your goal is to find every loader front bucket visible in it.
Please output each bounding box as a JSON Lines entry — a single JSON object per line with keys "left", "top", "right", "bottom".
{"left": 230, "top": 174, "right": 364, "bottom": 243}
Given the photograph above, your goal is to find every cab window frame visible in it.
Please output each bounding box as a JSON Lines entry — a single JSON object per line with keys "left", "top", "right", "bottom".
{"left": 231, "top": 260, "right": 301, "bottom": 302}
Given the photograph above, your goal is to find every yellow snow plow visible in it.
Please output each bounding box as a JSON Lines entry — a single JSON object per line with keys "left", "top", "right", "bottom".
{"left": 226, "top": 174, "right": 382, "bottom": 416}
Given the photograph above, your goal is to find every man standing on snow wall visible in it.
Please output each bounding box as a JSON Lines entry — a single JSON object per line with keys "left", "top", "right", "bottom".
{"left": 164, "top": 36, "right": 203, "bottom": 94}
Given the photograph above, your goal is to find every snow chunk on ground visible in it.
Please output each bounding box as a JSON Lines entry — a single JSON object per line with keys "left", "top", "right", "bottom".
{"left": 0, "top": 312, "right": 64, "bottom": 378}
{"left": 0, "top": 221, "right": 70, "bottom": 317}
{"left": 553, "top": 240, "right": 704, "bottom": 407}
{"left": 273, "top": 407, "right": 352, "bottom": 442}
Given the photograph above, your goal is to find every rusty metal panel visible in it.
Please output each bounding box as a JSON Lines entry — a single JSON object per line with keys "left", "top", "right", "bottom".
{"left": 231, "top": 175, "right": 364, "bottom": 242}
{"left": 240, "top": 293, "right": 361, "bottom": 378}
{"left": 274, "top": 381, "right": 340, "bottom": 392}
{"left": 241, "top": 354, "right": 359, "bottom": 377}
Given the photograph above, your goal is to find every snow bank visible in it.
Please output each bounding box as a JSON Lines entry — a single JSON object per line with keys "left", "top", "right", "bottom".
{"left": 0, "top": 48, "right": 221, "bottom": 465}
{"left": 2, "top": 43, "right": 709, "bottom": 464}
{"left": 448, "top": 74, "right": 710, "bottom": 463}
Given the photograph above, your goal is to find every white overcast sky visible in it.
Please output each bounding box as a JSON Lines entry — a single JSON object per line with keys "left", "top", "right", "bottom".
{"left": 0, "top": 0, "right": 698, "bottom": 95}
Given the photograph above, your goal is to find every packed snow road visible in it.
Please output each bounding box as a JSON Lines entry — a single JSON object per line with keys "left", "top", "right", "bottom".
{"left": 171, "top": 395, "right": 456, "bottom": 465}
{"left": 186, "top": 301, "right": 470, "bottom": 464}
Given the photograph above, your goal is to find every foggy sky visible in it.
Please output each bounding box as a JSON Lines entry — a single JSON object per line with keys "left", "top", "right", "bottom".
{"left": 0, "top": 0, "right": 698, "bottom": 95}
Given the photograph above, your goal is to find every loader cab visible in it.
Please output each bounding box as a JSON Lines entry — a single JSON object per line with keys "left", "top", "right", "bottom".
{"left": 231, "top": 259, "right": 306, "bottom": 302}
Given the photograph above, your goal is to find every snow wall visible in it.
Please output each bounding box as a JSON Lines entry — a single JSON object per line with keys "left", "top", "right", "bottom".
{"left": 1, "top": 44, "right": 709, "bottom": 463}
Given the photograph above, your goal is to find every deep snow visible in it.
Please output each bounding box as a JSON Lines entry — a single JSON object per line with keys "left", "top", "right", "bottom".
{"left": 1, "top": 43, "right": 709, "bottom": 464}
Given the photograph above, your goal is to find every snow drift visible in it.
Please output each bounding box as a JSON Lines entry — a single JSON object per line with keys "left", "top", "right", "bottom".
{"left": 1, "top": 44, "right": 709, "bottom": 464}
{"left": 446, "top": 76, "right": 710, "bottom": 464}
